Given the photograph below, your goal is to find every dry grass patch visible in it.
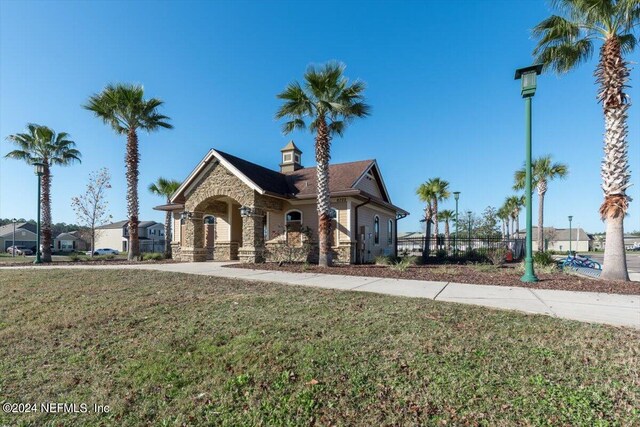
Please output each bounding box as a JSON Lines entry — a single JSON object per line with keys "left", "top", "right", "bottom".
{"left": 0, "top": 269, "right": 638, "bottom": 426}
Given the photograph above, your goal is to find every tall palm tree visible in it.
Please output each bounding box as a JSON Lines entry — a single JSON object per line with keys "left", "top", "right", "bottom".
{"left": 148, "top": 177, "right": 181, "bottom": 259}
{"left": 5, "top": 124, "right": 81, "bottom": 262}
{"left": 497, "top": 204, "right": 511, "bottom": 239}
{"left": 424, "top": 178, "right": 450, "bottom": 242}
{"left": 532, "top": 0, "right": 637, "bottom": 280}
{"left": 85, "top": 84, "right": 172, "bottom": 260}
{"left": 276, "top": 62, "right": 370, "bottom": 267}
{"left": 505, "top": 195, "right": 525, "bottom": 239}
{"left": 416, "top": 185, "right": 435, "bottom": 258}
{"left": 514, "top": 155, "right": 568, "bottom": 253}
{"left": 439, "top": 209, "right": 455, "bottom": 249}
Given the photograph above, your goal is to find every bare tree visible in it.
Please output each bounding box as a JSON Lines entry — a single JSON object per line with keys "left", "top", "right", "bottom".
{"left": 71, "top": 168, "right": 112, "bottom": 255}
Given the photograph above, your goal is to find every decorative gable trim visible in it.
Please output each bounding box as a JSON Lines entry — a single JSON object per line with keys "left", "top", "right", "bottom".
{"left": 352, "top": 160, "right": 391, "bottom": 203}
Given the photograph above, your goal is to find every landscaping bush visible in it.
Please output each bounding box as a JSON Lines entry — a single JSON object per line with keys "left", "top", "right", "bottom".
{"left": 143, "top": 252, "right": 164, "bottom": 261}
{"left": 534, "top": 251, "right": 555, "bottom": 266}
{"left": 435, "top": 249, "right": 448, "bottom": 259}
{"left": 68, "top": 254, "right": 81, "bottom": 262}
{"left": 487, "top": 248, "right": 507, "bottom": 266}
{"left": 390, "top": 258, "right": 412, "bottom": 272}
{"left": 374, "top": 255, "right": 396, "bottom": 266}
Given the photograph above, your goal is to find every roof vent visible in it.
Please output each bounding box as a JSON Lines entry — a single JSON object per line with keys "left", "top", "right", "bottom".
{"left": 280, "top": 140, "right": 302, "bottom": 173}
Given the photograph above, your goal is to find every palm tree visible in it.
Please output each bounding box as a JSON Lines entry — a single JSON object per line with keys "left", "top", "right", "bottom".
{"left": 505, "top": 195, "right": 525, "bottom": 239}
{"left": 423, "top": 178, "right": 450, "bottom": 242}
{"left": 5, "top": 124, "right": 81, "bottom": 262}
{"left": 514, "top": 156, "right": 568, "bottom": 253}
{"left": 497, "top": 204, "right": 511, "bottom": 239}
{"left": 416, "top": 185, "right": 435, "bottom": 258}
{"left": 276, "top": 62, "right": 370, "bottom": 267}
{"left": 439, "top": 209, "right": 455, "bottom": 249}
{"left": 532, "top": 1, "right": 638, "bottom": 279}
{"left": 148, "top": 177, "right": 181, "bottom": 259}
{"left": 85, "top": 84, "right": 172, "bottom": 260}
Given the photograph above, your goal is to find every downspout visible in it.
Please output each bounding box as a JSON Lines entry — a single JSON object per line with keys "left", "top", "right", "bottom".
{"left": 354, "top": 197, "right": 371, "bottom": 264}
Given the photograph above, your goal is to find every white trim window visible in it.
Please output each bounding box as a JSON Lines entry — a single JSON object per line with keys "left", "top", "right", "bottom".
{"left": 374, "top": 216, "right": 380, "bottom": 245}
{"left": 285, "top": 210, "right": 303, "bottom": 246}
{"left": 388, "top": 219, "right": 393, "bottom": 245}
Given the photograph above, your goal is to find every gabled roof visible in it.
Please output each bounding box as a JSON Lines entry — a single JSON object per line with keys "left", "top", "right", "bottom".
{"left": 281, "top": 140, "right": 301, "bottom": 152}
{"left": 0, "top": 222, "right": 36, "bottom": 238}
{"left": 167, "top": 147, "right": 406, "bottom": 215}
{"left": 55, "top": 232, "right": 83, "bottom": 241}
{"left": 96, "top": 220, "right": 158, "bottom": 230}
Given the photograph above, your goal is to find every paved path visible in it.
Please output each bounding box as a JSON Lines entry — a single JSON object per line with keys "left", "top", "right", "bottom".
{"left": 4, "top": 262, "right": 639, "bottom": 329}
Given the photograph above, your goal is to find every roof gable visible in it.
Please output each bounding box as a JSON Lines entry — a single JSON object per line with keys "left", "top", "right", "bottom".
{"left": 352, "top": 161, "right": 391, "bottom": 203}
{"left": 0, "top": 222, "right": 37, "bottom": 237}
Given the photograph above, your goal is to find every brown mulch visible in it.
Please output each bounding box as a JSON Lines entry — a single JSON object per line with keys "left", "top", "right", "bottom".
{"left": 227, "top": 263, "right": 640, "bottom": 296}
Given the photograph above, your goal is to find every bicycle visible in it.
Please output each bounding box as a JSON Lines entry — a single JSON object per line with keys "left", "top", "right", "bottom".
{"left": 560, "top": 252, "right": 602, "bottom": 270}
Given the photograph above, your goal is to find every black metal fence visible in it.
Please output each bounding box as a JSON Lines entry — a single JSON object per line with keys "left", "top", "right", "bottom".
{"left": 398, "top": 236, "right": 525, "bottom": 260}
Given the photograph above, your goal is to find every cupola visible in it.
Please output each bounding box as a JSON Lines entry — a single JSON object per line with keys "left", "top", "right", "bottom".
{"left": 280, "top": 140, "right": 302, "bottom": 173}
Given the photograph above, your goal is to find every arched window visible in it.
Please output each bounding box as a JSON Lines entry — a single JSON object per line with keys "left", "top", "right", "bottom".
{"left": 374, "top": 216, "right": 380, "bottom": 245}
{"left": 388, "top": 219, "right": 393, "bottom": 245}
{"left": 329, "top": 208, "right": 337, "bottom": 247}
{"left": 285, "top": 210, "right": 303, "bottom": 246}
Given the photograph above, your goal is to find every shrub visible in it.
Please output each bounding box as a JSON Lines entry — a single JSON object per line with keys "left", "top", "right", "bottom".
{"left": 405, "top": 255, "right": 424, "bottom": 266}
{"left": 143, "top": 252, "right": 164, "bottom": 261}
{"left": 375, "top": 255, "right": 396, "bottom": 266}
{"left": 533, "top": 251, "right": 555, "bottom": 266}
{"left": 487, "top": 248, "right": 507, "bottom": 266}
{"left": 68, "top": 254, "right": 81, "bottom": 262}
{"left": 390, "top": 258, "right": 411, "bottom": 272}
{"left": 435, "top": 249, "right": 448, "bottom": 259}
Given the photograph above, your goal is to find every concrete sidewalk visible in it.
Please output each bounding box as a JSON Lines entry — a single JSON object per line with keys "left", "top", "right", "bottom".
{"left": 4, "top": 262, "right": 640, "bottom": 329}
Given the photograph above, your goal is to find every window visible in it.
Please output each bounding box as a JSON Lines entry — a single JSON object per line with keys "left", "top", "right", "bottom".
{"left": 294, "top": 153, "right": 300, "bottom": 163}
{"left": 388, "top": 219, "right": 393, "bottom": 245}
{"left": 374, "top": 216, "right": 380, "bottom": 245}
{"left": 330, "top": 208, "right": 338, "bottom": 247}
{"left": 283, "top": 153, "right": 292, "bottom": 162}
{"left": 285, "top": 210, "right": 303, "bottom": 247}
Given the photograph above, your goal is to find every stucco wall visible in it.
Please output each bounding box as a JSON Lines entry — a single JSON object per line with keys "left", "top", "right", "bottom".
{"left": 94, "top": 228, "right": 125, "bottom": 251}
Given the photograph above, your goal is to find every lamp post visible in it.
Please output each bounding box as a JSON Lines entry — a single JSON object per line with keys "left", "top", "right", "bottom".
{"left": 11, "top": 218, "right": 17, "bottom": 257}
{"left": 568, "top": 215, "right": 573, "bottom": 255}
{"left": 467, "top": 211, "right": 472, "bottom": 251}
{"left": 515, "top": 64, "right": 542, "bottom": 283}
{"left": 453, "top": 192, "right": 460, "bottom": 256}
{"left": 33, "top": 162, "right": 45, "bottom": 264}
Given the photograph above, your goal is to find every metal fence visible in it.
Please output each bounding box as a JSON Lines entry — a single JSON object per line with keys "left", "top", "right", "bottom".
{"left": 398, "top": 236, "right": 525, "bottom": 260}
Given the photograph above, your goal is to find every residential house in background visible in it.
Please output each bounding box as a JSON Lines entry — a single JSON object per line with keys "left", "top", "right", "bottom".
{"left": 154, "top": 142, "right": 408, "bottom": 263}
{"left": 397, "top": 231, "right": 426, "bottom": 255}
{"left": 0, "top": 222, "right": 37, "bottom": 251}
{"left": 54, "top": 231, "right": 89, "bottom": 252}
{"left": 94, "top": 220, "right": 165, "bottom": 253}
{"left": 516, "top": 227, "right": 593, "bottom": 252}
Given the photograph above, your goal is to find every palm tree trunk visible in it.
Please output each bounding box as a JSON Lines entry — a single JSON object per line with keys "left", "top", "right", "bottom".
{"left": 315, "top": 116, "right": 332, "bottom": 267}
{"left": 164, "top": 198, "right": 172, "bottom": 259}
{"left": 506, "top": 220, "right": 510, "bottom": 240}
{"left": 537, "top": 185, "right": 546, "bottom": 252}
{"left": 515, "top": 211, "right": 520, "bottom": 240}
{"left": 597, "top": 37, "right": 631, "bottom": 281}
{"left": 444, "top": 220, "right": 450, "bottom": 252}
{"left": 41, "top": 162, "right": 53, "bottom": 262}
{"left": 126, "top": 129, "right": 140, "bottom": 260}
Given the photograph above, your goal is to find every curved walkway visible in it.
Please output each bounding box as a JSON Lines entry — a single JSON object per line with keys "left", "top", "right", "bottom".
{"left": 4, "top": 262, "right": 639, "bottom": 329}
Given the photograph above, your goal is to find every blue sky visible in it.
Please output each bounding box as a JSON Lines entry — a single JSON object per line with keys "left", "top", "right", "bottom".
{"left": 0, "top": 0, "right": 638, "bottom": 233}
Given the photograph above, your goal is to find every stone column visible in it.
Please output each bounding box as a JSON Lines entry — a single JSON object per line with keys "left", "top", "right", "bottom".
{"left": 180, "top": 212, "right": 207, "bottom": 262}
{"left": 239, "top": 210, "right": 265, "bottom": 263}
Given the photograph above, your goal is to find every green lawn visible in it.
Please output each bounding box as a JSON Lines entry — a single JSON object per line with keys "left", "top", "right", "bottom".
{"left": 0, "top": 270, "right": 638, "bottom": 426}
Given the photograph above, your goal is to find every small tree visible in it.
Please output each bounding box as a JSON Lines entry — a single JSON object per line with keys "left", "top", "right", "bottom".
{"left": 71, "top": 168, "right": 112, "bottom": 255}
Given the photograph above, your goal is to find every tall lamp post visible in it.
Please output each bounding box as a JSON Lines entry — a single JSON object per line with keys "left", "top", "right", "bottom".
{"left": 11, "top": 218, "right": 17, "bottom": 257}
{"left": 515, "top": 64, "right": 542, "bottom": 283}
{"left": 568, "top": 215, "right": 573, "bottom": 255}
{"left": 453, "top": 192, "right": 460, "bottom": 257}
{"left": 33, "top": 162, "right": 45, "bottom": 264}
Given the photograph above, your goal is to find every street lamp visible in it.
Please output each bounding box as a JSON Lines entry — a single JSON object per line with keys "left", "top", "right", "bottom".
{"left": 568, "top": 215, "right": 573, "bottom": 255}
{"left": 11, "top": 218, "right": 17, "bottom": 257}
{"left": 467, "top": 211, "right": 472, "bottom": 249}
{"left": 515, "top": 64, "right": 542, "bottom": 283}
{"left": 239, "top": 206, "right": 254, "bottom": 217}
{"left": 453, "top": 192, "right": 460, "bottom": 256}
{"left": 33, "top": 161, "right": 45, "bottom": 264}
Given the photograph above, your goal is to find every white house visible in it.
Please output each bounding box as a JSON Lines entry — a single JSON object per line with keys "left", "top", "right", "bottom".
{"left": 94, "top": 220, "right": 165, "bottom": 253}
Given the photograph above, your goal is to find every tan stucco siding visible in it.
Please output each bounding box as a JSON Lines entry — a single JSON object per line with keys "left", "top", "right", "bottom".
{"left": 355, "top": 173, "right": 383, "bottom": 199}
{"left": 355, "top": 204, "right": 396, "bottom": 260}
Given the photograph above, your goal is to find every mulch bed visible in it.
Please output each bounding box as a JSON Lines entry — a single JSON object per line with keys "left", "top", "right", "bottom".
{"left": 228, "top": 263, "right": 640, "bottom": 296}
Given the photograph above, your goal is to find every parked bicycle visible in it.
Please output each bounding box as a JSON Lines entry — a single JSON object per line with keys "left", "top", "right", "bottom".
{"left": 559, "top": 252, "right": 602, "bottom": 270}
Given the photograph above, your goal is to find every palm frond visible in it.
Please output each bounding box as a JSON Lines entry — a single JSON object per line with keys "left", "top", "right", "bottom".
{"left": 535, "top": 38, "right": 594, "bottom": 73}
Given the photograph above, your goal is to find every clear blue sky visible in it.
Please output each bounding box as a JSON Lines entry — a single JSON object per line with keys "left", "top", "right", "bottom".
{"left": 1, "top": 0, "right": 638, "bottom": 233}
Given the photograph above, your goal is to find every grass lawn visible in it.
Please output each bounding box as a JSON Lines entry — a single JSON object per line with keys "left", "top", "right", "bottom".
{"left": 1, "top": 270, "right": 638, "bottom": 426}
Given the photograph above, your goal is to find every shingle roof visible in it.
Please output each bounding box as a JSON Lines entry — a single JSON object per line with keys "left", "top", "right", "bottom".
{"left": 55, "top": 232, "right": 82, "bottom": 240}
{"left": 96, "top": 220, "right": 158, "bottom": 230}
{"left": 284, "top": 160, "right": 374, "bottom": 196}
{"left": 215, "top": 150, "right": 295, "bottom": 195}
{"left": 0, "top": 222, "right": 37, "bottom": 237}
